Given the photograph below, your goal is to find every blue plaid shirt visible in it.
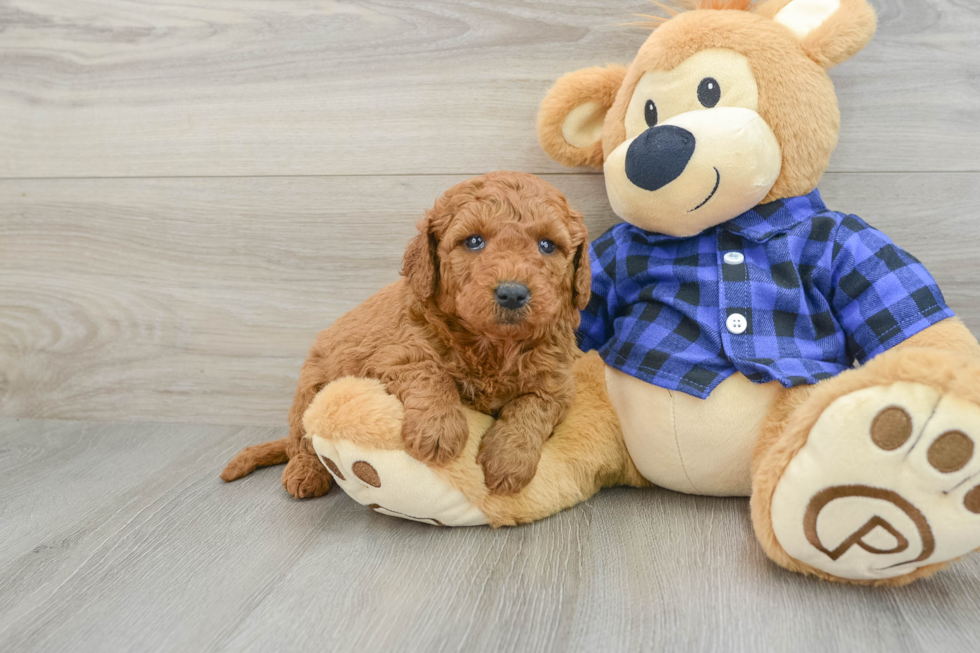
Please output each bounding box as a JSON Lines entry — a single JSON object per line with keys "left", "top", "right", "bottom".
{"left": 580, "top": 190, "right": 954, "bottom": 399}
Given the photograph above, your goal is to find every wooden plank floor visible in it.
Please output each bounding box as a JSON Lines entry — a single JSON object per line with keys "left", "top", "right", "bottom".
{"left": 2, "top": 1, "right": 980, "bottom": 650}
{"left": 1, "top": 418, "right": 979, "bottom": 653}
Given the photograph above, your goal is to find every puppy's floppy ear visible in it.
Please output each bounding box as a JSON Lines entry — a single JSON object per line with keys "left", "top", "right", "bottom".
{"left": 568, "top": 211, "right": 592, "bottom": 311}
{"left": 537, "top": 65, "right": 627, "bottom": 169}
{"left": 755, "top": 0, "right": 877, "bottom": 69}
{"left": 401, "top": 212, "right": 438, "bottom": 300}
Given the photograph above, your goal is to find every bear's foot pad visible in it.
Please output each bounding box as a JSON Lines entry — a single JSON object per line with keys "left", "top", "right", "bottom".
{"left": 309, "top": 434, "right": 488, "bottom": 527}
{"left": 772, "top": 382, "right": 980, "bottom": 580}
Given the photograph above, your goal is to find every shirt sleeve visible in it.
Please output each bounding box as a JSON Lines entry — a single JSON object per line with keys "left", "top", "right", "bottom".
{"left": 829, "top": 215, "right": 955, "bottom": 364}
{"left": 577, "top": 232, "right": 620, "bottom": 352}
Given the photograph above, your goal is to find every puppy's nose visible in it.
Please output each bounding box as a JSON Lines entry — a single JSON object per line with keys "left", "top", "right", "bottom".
{"left": 625, "top": 125, "right": 696, "bottom": 192}
{"left": 495, "top": 283, "right": 530, "bottom": 310}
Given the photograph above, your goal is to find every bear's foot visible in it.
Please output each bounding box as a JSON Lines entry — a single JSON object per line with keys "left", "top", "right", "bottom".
{"left": 310, "top": 435, "right": 488, "bottom": 526}
{"left": 303, "top": 377, "right": 489, "bottom": 527}
{"left": 771, "top": 381, "right": 980, "bottom": 581}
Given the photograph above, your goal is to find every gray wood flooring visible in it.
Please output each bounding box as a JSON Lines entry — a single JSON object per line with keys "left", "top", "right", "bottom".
{"left": 2, "top": 1, "right": 980, "bottom": 650}
{"left": 2, "top": 418, "right": 979, "bottom": 653}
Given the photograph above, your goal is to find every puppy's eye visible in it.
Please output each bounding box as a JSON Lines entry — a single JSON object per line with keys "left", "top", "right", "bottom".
{"left": 464, "top": 235, "right": 485, "bottom": 251}
{"left": 644, "top": 99, "right": 658, "bottom": 127}
{"left": 538, "top": 239, "right": 556, "bottom": 255}
{"left": 697, "top": 77, "right": 720, "bottom": 108}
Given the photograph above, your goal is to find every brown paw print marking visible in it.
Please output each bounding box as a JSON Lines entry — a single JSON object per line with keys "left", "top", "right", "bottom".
{"left": 870, "top": 406, "right": 913, "bottom": 451}
{"left": 870, "top": 406, "right": 975, "bottom": 474}
{"left": 927, "top": 430, "right": 974, "bottom": 473}
{"left": 965, "top": 486, "right": 980, "bottom": 514}
{"left": 822, "top": 515, "right": 909, "bottom": 558}
{"left": 319, "top": 456, "right": 345, "bottom": 480}
{"left": 805, "top": 407, "right": 980, "bottom": 564}
{"left": 352, "top": 461, "right": 381, "bottom": 487}
{"left": 804, "top": 485, "right": 934, "bottom": 564}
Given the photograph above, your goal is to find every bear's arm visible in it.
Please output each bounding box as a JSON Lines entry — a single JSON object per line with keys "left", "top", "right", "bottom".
{"left": 577, "top": 236, "right": 620, "bottom": 352}
{"left": 827, "top": 214, "right": 955, "bottom": 365}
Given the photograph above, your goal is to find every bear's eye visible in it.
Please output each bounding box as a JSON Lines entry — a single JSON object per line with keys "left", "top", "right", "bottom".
{"left": 538, "top": 239, "right": 556, "bottom": 255}
{"left": 644, "top": 99, "right": 658, "bottom": 127}
{"left": 464, "top": 235, "right": 485, "bottom": 251}
{"left": 697, "top": 77, "right": 720, "bottom": 108}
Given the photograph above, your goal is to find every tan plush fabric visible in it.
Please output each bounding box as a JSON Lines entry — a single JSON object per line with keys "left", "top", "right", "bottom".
{"left": 603, "top": 105, "right": 782, "bottom": 236}
{"left": 306, "top": 352, "right": 648, "bottom": 528}
{"left": 606, "top": 367, "right": 781, "bottom": 496}
{"left": 538, "top": 0, "right": 877, "bottom": 211}
{"left": 601, "top": 9, "right": 842, "bottom": 206}
{"left": 751, "top": 319, "right": 980, "bottom": 586}
{"left": 533, "top": 0, "right": 980, "bottom": 585}
{"left": 537, "top": 65, "right": 627, "bottom": 169}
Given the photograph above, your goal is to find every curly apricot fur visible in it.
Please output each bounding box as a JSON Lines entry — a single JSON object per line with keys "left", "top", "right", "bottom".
{"left": 222, "top": 172, "right": 590, "bottom": 497}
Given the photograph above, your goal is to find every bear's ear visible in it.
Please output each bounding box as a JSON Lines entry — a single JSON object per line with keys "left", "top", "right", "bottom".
{"left": 537, "top": 65, "right": 627, "bottom": 169}
{"left": 755, "top": 0, "right": 877, "bottom": 69}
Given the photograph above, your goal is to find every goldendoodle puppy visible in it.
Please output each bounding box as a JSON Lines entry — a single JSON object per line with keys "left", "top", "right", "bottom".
{"left": 221, "top": 171, "right": 591, "bottom": 496}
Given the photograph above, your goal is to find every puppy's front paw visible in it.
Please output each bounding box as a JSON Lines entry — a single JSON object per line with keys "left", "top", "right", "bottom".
{"left": 402, "top": 405, "right": 469, "bottom": 465}
{"left": 477, "top": 424, "right": 541, "bottom": 495}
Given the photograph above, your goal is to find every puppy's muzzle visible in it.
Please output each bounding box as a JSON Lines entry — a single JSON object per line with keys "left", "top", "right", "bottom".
{"left": 494, "top": 282, "right": 530, "bottom": 311}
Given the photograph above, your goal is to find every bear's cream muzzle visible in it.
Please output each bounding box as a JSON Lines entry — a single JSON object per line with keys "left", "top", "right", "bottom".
{"left": 604, "top": 106, "right": 782, "bottom": 237}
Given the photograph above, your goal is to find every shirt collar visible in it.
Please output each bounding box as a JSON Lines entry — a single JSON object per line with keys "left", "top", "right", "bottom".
{"left": 720, "top": 189, "right": 826, "bottom": 243}
{"left": 619, "top": 189, "right": 827, "bottom": 246}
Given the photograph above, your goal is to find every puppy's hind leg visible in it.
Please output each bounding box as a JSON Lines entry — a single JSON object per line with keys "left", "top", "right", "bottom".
{"left": 281, "top": 440, "right": 334, "bottom": 499}
{"left": 281, "top": 360, "right": 336, "bottom": 499}
{"left": 221, "top": 427, "right": 333, "bottom": 498}
{"left": 220, "top": 430, "right": 332, "bottom": 498}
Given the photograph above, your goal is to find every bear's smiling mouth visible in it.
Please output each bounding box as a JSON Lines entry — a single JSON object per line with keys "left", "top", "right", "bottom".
{"left": 688, "top": 167, "right": 721, "bottom": 212}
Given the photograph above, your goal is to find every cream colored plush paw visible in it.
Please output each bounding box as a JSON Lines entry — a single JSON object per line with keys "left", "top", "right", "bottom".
{"left": 771, "top": 382, "right": 980, "bottom": 580}
{"left": 310, "top": 435, "right": 488, "bottom": 526}
{"left": 303, "top": 377, "right": 488, "bottom": 527}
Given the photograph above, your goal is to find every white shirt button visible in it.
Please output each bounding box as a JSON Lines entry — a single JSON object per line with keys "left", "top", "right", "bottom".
{"left": 726, "top": 313, "right": 747, "bottom": 335}
{"left": 723, "top": 251, "right": 744, "bottom": 265}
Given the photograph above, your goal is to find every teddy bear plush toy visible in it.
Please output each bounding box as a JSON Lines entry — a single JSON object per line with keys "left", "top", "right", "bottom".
{"left": 302, "top": 0, "right": 980, "bottom": 586}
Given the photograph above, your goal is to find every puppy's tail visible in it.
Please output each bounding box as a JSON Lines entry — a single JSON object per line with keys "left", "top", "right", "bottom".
{"left": 220, "top": 436, "right": 290, "bottom": 482}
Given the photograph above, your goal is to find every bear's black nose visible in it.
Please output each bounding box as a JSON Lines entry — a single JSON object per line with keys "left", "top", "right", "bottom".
{"left": 495, "top": 283, "right": 530, "bottom": 310}
{"left": 625, "top": 125, "right": 696, "bottom": 192}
